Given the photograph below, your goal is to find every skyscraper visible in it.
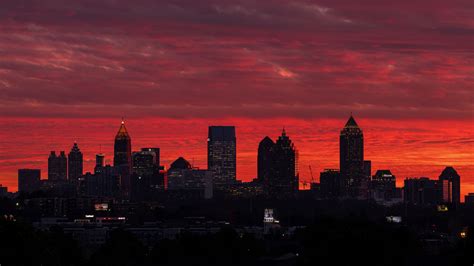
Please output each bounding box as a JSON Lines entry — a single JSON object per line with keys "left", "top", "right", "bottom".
{"left": 404, "top": 177, "right": 439, "bottom": 205}
{"left": 68, "top": 142, "right": 83, "bottom": 181}
{"left": 168, "top": 157, "right": 213, "bottom": 199}
{"left": 48, "top": 151, "right": 67, "bottom": 181}
{"left": 439, "top": 166, "right": 460, "bottom": 205}
{"left": 208, "top": 126, "right": 236, "bottom": 186}
{"left": 371, "top": 170, "right": 396, "bottom": 200}
{"left": 114, "top": 120, "right": 132, "bottom": 195}
{"left": 320, "top": 169, "right": 342, "bottom": 198}
{"left": 18, "top": 169, "right": 41, "bottom": 193}
{"left": 95, "top": 153, "right": 105, "bottom": 174}
{"left": 81, "top": 165, "right": 120, "bottom": 198}
{"left": 268, "top": 129, "right": 298, "bottom": 197}
{"left": 131, "top": 150, "right": 157, "bottom": 202}
{"left": 340, "top": 115, "right": 366, "bottom": 199}
{"left": 257, "top": 136, "right": 275, "bottom": 185}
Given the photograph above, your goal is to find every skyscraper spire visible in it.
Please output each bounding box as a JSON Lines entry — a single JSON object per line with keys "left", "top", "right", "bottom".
{"left": 68, "top": 142, "right": 83, "bottom": 181}
{"left": 340, "top": 114, "right": 365, "bottom": 199}
{"left": 344, "top": 114, "right": 359, "bottom": 128}
{"left": 114, "top": 119, "right": 132, "bottom": 196}
{"left": 116, "top": 118, "right": 130, "bottom": 139}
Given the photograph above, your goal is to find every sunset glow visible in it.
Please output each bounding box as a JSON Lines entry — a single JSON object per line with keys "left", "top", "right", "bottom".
{"left": 0, "top": 0, "right": 473, "bottom": 197}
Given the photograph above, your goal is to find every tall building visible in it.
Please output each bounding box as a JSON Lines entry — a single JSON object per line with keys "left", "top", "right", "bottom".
{"left": 257, "top": 136, "right": 275, "bottom": 185}
{"left": 114, "top": 120, "right": 132, "bottom": 195}
{"left": 68, "top": 142, "right": 83, "bottom": 181}
{"left": 208, "top": 126, "right": 236, "bottom": 186}
{"left": 320, "top": 169, "right": 342, "bottom": 198}
{"left": 130, "top": 149, "right": 162, "bottom": 201}
{"left": 95, "top": 153, "right": 105, "bottom": 174}
{"left": 363, "top": 160, "right": 372, "bottom": 178}
{"left": 268, "top": 129, "right": 298, "bottom": 197}
{"left": 371, "top": 170, "right": 396, "bottom": 200}
{"left": 81, "top": 165, "right": 120, "bottom": 197}
{"left": 48, "top": 151, "right": 67, "bottom": 181}
{"left": 168, "top": 157, "right": 213, "bottom": 199}
{"left": 18, "top": 169, "right": 41, "bottom": 193}
{"left": 404, "top": 177, "right": 439, "bottom": 205}
{"left": 340, "top": 115, "right": 366, "bottom": 199}
{"left": 439, "top": 166, "right": 460, "bottom": 205}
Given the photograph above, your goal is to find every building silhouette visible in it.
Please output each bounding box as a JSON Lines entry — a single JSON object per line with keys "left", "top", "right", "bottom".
{"left": 168, "top": 157, "right": 213, "bottom": 199}
{"left": 95, "top": 153, "right": 105, "bottom": 174}
{"left": 404, "top": 177, "right": 439, "bottom": 205}
{"left": 465, "top": 193, "right": 474, "bottom": 205}
{"left": 363, "top": 160, "right": 372, "bottom": 178}
{"left": 340, "top": 115, "right": 367, "bottom": 199}
{"left": 131, "top": 149, "right": 163, "bottom": 201}
{"left": 257, "top": 136, "right": 275, "bottom": 186}
{"left": 439, "top": 166, "right": 460, "bottom": 205}
{"left": 48, "top": 151, "right": 67, "bottom": 181}
{"left": 267, "top": 129, "right": 299, "bottom": 197}
{"left": 207, "top": 126, "right": 236, "bottom": 186}
{"left": 371, "top": 170, "right": 396, "bottom": 201}
{"left": 320, "top": 169, "right": 342, "bottom": 198}
{"left": 141, "top": 148, "right": 160, "bottom": 167}
{"left": 18, "top": 169, "right": 41, "bottom": 193}
{"left": 80, "top": 166, "right": 120, "bottom": 198}
{"left": 114, "top": 120, "right": 132, "bottom": 195}
{"left": 68, "top": 142, "right": 83, "bottom": 181}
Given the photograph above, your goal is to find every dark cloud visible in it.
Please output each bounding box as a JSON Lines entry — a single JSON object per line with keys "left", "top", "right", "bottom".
{"left": 0, "top": 0, "right": 473, "bottom": 120}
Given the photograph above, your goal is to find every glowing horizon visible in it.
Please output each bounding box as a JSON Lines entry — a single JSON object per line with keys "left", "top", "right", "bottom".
{"left": 0, "top": 1, "right": 472, "bottom": 199}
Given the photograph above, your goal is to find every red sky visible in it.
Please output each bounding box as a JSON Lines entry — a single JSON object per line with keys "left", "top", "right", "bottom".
{"left": 0, "top": 1, "right": 473, "bottom": 196}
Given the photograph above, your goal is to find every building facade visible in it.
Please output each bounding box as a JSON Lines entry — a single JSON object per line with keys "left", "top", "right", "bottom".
{"left": 113, "top": 120, "right": 132, "bottom": 195}
{"left": 320, "top": 169, "right": 342, "bottom": 198}
{"left": 207, "top": 126, "right": 236, "bottom": 186}
{"left": 168, "top": 157, "right": 213, "bottom": 199}
{"left": 68, "top": 142, "right": 83, "bottom": 181}
{"left": 340, "top": 115, "right": 367, "bottom": 199}
{"left": 48, "top": 151, "right": 67, "bottom": 181}
{"left": 371, "top": 170, "right": 396, "bottom": 201}
{"left": 18, "top": 169, "right": 41, "bottom": 193}
{"left": 257, "top": 136, "right": 275, "bottom": 186}
{"left": 438, "top": 166, "right": 460, "bottom": 205}
{"left": 131, "top": 149, "right": 164, "bottom": 201}
{"left": 404, "top": 177, "right": 439, "bottom": 205}
{"left": 268, "top": 129, "right": 299, "bottom": 197}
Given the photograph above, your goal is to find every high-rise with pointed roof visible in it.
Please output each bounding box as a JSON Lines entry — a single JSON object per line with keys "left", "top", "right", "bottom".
{"left": 340, "top": 115, "right": 367, "bottom": 198}
{"left": 114, "top": 119, "right": 132, "bottom": 195}
{"left": 68, "top": 142, "right": 83, "bottom": 181}
{"left": 267, "top": 128, "right": 299, "bottom": 197}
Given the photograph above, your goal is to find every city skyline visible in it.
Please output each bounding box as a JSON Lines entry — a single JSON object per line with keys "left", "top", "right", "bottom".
{"left": 1, "top": 1, "right": 473, "bottom": 264}
{"left": 0, "top": 0, "right": 472, "bottom": 197}
{"left": 2, "top": 116, "right": 472, "bottom": 200}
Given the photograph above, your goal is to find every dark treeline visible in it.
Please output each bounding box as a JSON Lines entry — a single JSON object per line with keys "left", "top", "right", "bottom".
{"left": 0, "top": 218, "right": 473, "bottom": 266}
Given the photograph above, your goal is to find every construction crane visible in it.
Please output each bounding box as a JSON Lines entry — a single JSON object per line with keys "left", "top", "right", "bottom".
{"left": 302, "top": 181, "right": 308, "bottom": 190}
{"left": 309, "top": 165, "right": 315, "bottom": 183}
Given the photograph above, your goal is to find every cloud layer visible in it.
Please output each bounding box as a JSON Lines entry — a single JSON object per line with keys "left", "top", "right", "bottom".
{"left": 0, "top": 0, "right": 473, "bottom": 119}
{"left": 0, "top": 1, "right": 473, "bottom": 195}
